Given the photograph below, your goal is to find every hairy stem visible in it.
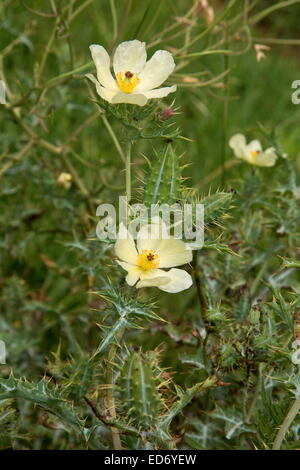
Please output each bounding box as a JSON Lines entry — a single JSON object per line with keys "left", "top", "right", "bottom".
{"left": 221, "top": 22, "right": 229, "bottom": 186}
{"left": 272, "top": 397, "right": 300, "bottom": 450}
{"left": 193, "top": 255, "right": 208, "bottom": 326}
{"left": 106, "top": 341, "right": 123, "bottom": 450}
{"left": 105, "top": 138, "right": 132, "bottom": 447}
{"left": 109, "top": 0, "right": 118, "bottom": 40}
{"left": 101, "top": 114, "right": 126, "bottom": 162}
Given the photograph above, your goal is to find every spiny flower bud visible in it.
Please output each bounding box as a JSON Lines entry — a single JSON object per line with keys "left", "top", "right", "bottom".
{"left": 159, "top": 107, "right": 175, "bottom": 121}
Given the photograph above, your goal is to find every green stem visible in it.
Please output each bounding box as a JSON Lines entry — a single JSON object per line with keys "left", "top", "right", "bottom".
{"left": 246, "top": 363, "right": 263, "bottom": 422}
{"left": 109, "top": 0, "right": 118, "bottom": 40}
{"left": 35, "top": 18, "right": 58, "bottom": 87}
{"left": 105, "top": 324, "right": 126, "bottom": 449}
{"left": 125, "top": 140, "right": 132, "bottom": 204}
{"left": 249, "top": 0, "right": 300, "bottom": 25}
{"left": 61, "top": 153, "right": 89, "bottom": 198}
{"left": 193, "top": 254, "right": 207, "bottom": 327}
{"left": 272, "top": 397, "right": 300, "bottom": 450}
{"left": 101, "top": 114, "right": 126, "bottom": 162}
{"left": 45, "top": 60, "right": 94, "bottom": 86}
{"left": 61, "top": 152, "right": 94, "bottom": 220}
{"left": 103, "top": 134, "right": 131, "bottom": 450}
{"left": 250, "top": 257, "right": 269, "bottom": 298}
{"left": 106, "top": 342, "right": 123, "bottom": 450}
{"left": 221, "top": 23, "right": 229, "bottom": 186}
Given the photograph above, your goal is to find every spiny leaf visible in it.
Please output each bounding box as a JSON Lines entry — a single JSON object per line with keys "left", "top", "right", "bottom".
{"left": 0, "top": 374, "right": 85, "bottom": 436}
{"left": 159, "top": 376, "right": 219, "bottom": 429}
{"left": 117, "top": 351, "right": 162, "bottom": 429}
{"left": 280, "top": 256, "right": 300, "bottom": 269}
{"left": 203, "top": 240, "right": 238, "bottom": 256}
{"left": 198, "top": 191, "right": 234, "bottom": 226}
{"left": 143, "top": 144, "right": 183, "bottom": 206}
{"left": 92, "top": 280, "right": 163, "bottom": 356}
{"left": 93, "top": 317, "right": 129, "bottom": 357}
{"left": 268, "top": 287, "right": 294, "bottom": 333}
{"left": 209, "top": 405, "right": 255, "bottom": 440}
{"left": 185, "top": 419, "right": 225, "bottom": 450}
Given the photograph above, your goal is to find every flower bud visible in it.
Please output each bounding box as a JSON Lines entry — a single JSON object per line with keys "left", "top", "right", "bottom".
{"left": 57, "top": 172, "right": 72, "bottom": 190}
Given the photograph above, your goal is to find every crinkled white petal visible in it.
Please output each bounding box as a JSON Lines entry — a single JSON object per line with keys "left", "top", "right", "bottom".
{"left": 253, "top": 149, "right": 277, "bottom": 167}
{"left": 156, "top": 238, "right": 193, "bottom": 268}
{"left": 136, "top": 269, "right": 171, "bottom": 289}
{"left": 137, "top": 268, "right": 192, "bottom": 293}
{"left": 110, "top": 91, "right": 148, "bottom": 106}
{"left": 141, "top": 85, "right": 177, "bottom": 99}
{"left": 136, "top": 50, "right": 175, "bottom": 91}
{"left": 139, "top": 268, "right": 165, "bottom": 281}
{"left": 86, "top": 73, "right": 116, "bottom": 103}
{"left": 115, "top": 223, "right": 138, "bottom": 264}
{"left": 245, "top": 140, "right": 262, "bottom": 162}
{"left": 137, "top": 218, "right": 169, "bottom": 253}
{"left": 158, "top": 268, "right": 193, "bottom": 293}
{"left": 247, "top": 140, "right": 262, "bottom": 153}
{"left": 229, "top": 133, "right": 247, "bottom": 159}
{"left": 113, "top": 40, "right": 146, "bottom": 75}
{"left": 89, "top": 45, "right": 117, "bottom": 90}
{"left": 116, "top": 261, "right": 141, "bottom": 286}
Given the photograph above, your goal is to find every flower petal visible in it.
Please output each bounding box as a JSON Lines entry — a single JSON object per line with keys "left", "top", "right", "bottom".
{"left": 156, "top": 238, "right": 193, "bottom": 268}
{"left": 253, "top": 148, "right": 277, "bottom": 167}
{"left": 116, "top": 261, "right": 142, "bottom": 286}
{"left": 137, "top": 218, "right": 169, "bottom": 253}
{"left": 89, "top": 45, "right": 117, "bottom": 90}
{"left": 136, "top": 269, "right": 170, "bottom": 289}
{"left": 229, "top": 133, "right": 247, "bottom": 159}
{"left": 110, "top": 91, "right": 148, "bottom": 106}
{"left": 113, "top": 40, "right": 146, "bottom": 75}
{"left": 244, "top": 140, "right": 264, "bottom": 164}
{"left": 86, "top": 74, "right": 116, "bottom": 103}
{"left": 158, "top": 268, "right": 193, "bottom": 293}
{"left": 136, "top": 50, "right": 175, "bottom": 91}
{"left": 139, "top": 268, "right": 165, "bottom": 280}
{"left": 136, "top": 268, "right": 193, "bottom": 293}
{"left": 247, "top": 140, "right": 262, "bottom": 153}
{"left": 115, "top": 223, "right": 138, "bottom": 264}
{"left": 141, "top": 85, "right": 177, "bottom": 99}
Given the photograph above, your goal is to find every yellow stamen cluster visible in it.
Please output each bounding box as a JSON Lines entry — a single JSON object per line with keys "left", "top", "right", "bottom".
{"left": 137, "top": 249, "right": 160, "bottom": 271}
{"left": 250, "top": 150, "right": 259, "bottom": 161}
{"left": 116, "top": 71, "right": 140, "bottom": 94}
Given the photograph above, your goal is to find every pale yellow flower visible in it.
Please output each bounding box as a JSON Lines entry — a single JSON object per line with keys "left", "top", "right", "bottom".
{"left": 87, "top": 40, "right": 176, "bottom": 106}
{"left": 229, "top": 134, "right": 277, "bottom": 167}
{"left": 115, "top": 218, "right": 193, "bottom": 293}
{"left": 57, "top": 172, "right": 72, "bottom": 189}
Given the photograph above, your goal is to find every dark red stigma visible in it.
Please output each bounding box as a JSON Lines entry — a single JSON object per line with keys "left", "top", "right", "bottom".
{"left": 147, "top": 253, "right": 155, "bottom": 261}
{"left": 125, "top": 71, "right": 133, "bottom": 78}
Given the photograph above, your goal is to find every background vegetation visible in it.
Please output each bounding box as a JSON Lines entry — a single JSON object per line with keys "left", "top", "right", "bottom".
{"left": 0, "top": 0, "right": 300, "bottom": 450}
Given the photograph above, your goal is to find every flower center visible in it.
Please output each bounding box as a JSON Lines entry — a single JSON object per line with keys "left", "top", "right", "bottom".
{"left": 137, "top": 249, "right": 160, "bottom": 271}
{"left": 116, "top": 71, "right": 140, "bottom": 94}
{"left": 250, "top": 150, "right": 259, "bottom": 161}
